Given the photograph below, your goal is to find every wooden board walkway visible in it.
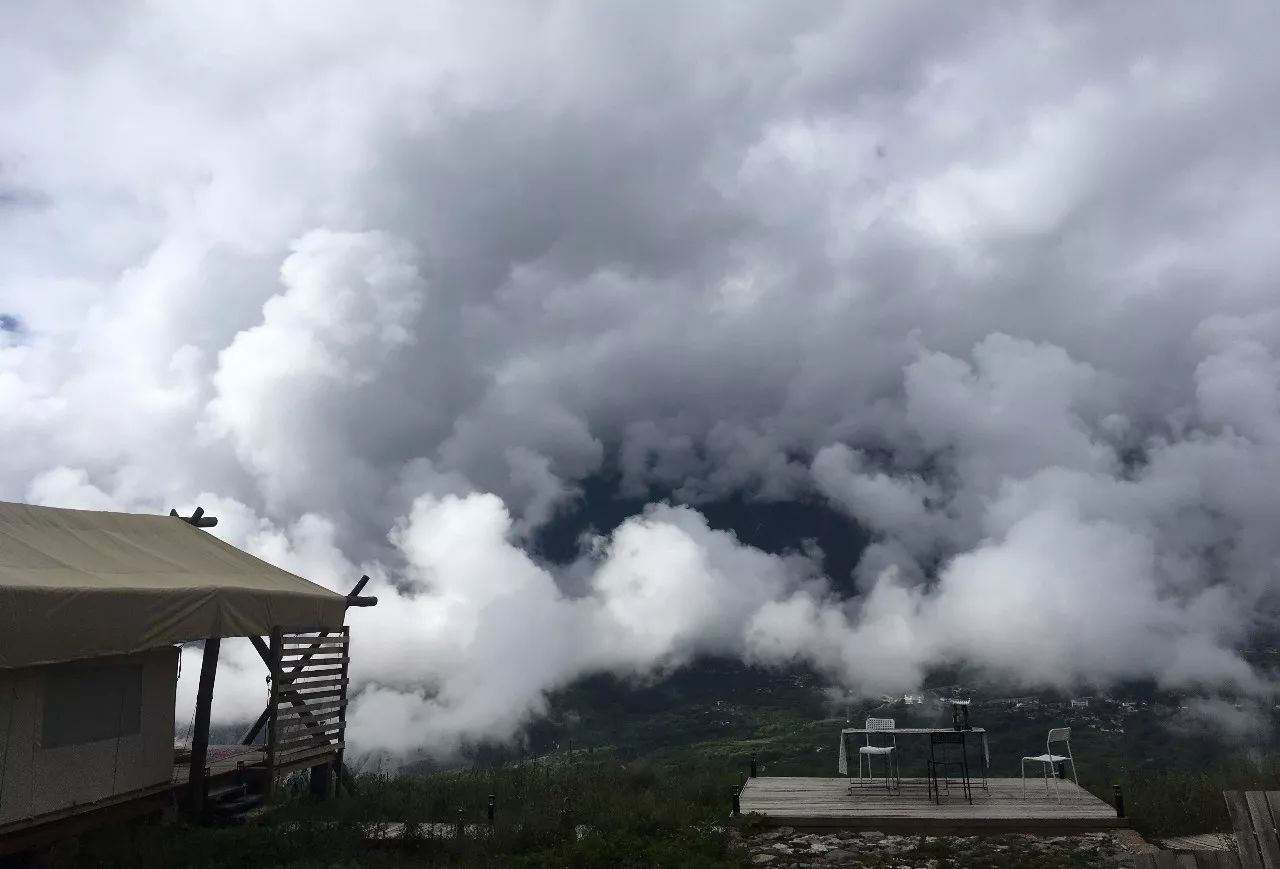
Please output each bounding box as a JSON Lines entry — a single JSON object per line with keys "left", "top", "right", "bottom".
{"left": 738, "top": 777, "right": 1126, "bottom": 834}
{"left": 1137, "top": 851, "right": 1242, "bottom": 869}
{"left": 172, "top": 744, "right": 266, "bottom": 782}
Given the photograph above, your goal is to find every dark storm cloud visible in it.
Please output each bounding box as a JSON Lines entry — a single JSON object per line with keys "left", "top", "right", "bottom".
{"left": 2, "top": 1, "right": 1279, "bottom": 753}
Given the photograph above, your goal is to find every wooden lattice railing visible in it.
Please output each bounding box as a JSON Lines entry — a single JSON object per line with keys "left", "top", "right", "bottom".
{"left": 266, "top": 626, "right": 349, "bottom": 788}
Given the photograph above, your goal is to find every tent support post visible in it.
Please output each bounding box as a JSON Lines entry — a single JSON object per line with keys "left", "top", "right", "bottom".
{"left": 188, "top": 637, "right": 221, "bottom": 822}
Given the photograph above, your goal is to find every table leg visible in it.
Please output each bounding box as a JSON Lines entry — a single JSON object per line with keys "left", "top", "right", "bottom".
{"left": 980, "top": 733, "right": 989, "bottom": 793}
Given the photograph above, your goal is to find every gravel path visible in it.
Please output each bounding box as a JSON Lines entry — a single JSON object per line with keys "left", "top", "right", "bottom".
{"left": 738, "top": 828, "right": 1142, "bottom": 867}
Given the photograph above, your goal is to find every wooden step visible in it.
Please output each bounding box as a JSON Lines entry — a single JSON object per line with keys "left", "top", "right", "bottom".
{"left": 206, "top": 783, "right": 247, "bottom": 803}
{"left": 210, "top": 794, "right": 267, "bottom": 826}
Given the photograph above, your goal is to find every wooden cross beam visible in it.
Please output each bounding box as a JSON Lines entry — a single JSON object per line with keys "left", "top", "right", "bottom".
{"left": 346, "top": 574, "right": 377, "bottom": 608}
{"left": 240, "top": 575, "right": 372, "bottom": 745}
{"left": 170, "top": 506, "right": 218, "bottom": 528}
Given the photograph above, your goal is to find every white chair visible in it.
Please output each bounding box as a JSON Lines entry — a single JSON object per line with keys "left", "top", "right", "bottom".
{"left": 1021, "top": 727, "right": 1078, "bottom": 801}
{"left": 855, "top": 717, "right": 899, "bottom": 792}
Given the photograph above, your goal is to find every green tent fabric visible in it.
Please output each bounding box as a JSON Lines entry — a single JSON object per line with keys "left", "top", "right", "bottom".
{"left": 0, "top": 501, "right": 347, "bottom": 668}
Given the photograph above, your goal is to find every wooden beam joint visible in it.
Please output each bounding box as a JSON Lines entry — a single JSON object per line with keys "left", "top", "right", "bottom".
{"left": 345, "top": 574, "right": 377, "bottom": 608}
{"left": 169, "top": 506, "right": 218, "bottom": 528}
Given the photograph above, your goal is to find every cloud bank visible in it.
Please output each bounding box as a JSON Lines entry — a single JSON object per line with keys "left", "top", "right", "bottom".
{"left": 4, "top": 1, "right": 1280, "bottom": 755}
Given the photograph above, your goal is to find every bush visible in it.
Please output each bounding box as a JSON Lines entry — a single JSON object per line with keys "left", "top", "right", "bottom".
{"left": 31, "top": 756, "right": 751, "bottom": 869}
{"left": 1085, "top": 755, "right": 1280, "bottom": 838}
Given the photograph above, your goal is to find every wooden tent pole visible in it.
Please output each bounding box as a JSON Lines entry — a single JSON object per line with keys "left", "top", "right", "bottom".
{"left": 188, "top": 637, "right": 221, "bottom": 820}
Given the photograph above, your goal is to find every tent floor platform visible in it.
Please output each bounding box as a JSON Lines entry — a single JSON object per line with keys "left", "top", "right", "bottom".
{"left": 0, "top": 785, "right": 172, "bottom": 857}
{"left": 738, "top": 777, "right": 1127, "bottom": 834}
{"left": 173, "top": 744, "right": 267, "bottom": 781}
{"left": 171, "top": 744, "right": 340, "bottom": 797}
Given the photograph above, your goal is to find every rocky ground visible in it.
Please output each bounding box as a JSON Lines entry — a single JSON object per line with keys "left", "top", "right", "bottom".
{"left": 738, "top": 829, "right": 1140, "bottom": 868}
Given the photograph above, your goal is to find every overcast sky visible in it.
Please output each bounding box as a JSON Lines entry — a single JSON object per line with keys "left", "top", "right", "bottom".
{"left": 3, "top": 2, "right": 1279, "bottom": 756}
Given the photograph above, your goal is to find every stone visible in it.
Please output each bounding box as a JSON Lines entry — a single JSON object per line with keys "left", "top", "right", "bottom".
{"left": 751, "top": 855, "right": 778, "bottom": 865}
{"left": 860, "top": 831, "right": 886, "bottom": 841}
{"left": 821, "top": 850, "right": 853, "bottom": 863}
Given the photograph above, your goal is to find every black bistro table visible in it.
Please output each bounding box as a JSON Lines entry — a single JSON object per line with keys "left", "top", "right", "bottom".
{"left": 838, "top": 726, "right": 990, "bottom": 793}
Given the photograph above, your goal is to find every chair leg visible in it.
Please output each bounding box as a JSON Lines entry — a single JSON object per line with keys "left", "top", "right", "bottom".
{"left": 1051, "top": 762, "right": 1061, "bottom": 802}
{"left": 1068, "top": 757, "right": 1079, "bottom": 789}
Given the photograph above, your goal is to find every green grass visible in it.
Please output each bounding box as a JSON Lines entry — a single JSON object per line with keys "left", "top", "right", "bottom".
{"left": 26, "top": 751, "right": 1280, "bottom": 867}
{"left": 28, "top": 758, "right": 751, "bottom": 869}
{"left": 1102, "top": 757, "right": 1280, "bottom": 838}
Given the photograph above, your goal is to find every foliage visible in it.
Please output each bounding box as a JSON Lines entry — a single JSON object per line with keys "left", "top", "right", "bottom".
{"left": 1101, "top": 757, "right": 1280, "bottom": 838}
{"left": 27, "top": 759, "right": 750, "bottom": 869}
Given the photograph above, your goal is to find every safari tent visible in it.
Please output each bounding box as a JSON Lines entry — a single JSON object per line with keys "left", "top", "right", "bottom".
{"left": 0, "top": 501, "right": 370, "bottom": 851}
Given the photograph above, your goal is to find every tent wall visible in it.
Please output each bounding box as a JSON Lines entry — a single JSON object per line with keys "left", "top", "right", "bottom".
{"left": 0, "top": 647, "right": 177, "bottom": 828}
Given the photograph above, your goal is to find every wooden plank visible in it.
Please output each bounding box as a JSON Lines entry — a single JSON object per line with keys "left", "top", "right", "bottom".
{"left": 1245, "top": 792, "right": 1280, "bottom": 869}
{"left": 274, "top": 710, "right": 344, "bottom": 729}
{"left": 280, "top": 665, "right": 346, "bottom": 681}
{"left": 276, "top": 707, "right": 345, "bottom": 727}
{"left": 736, "top": 777, "right": 1122, "bottom": 831}
{"left": 1192, "top": 854, "right": 1219, "bottom": 869}
{"left": 1175, "top": 852, "right": 1200, "bottom": 869}
{"left": 274, "top": 727, "right": 342, "bottom": 749}
{"left": 279, "top": 652, "right": 349, "bottom": 664}
{"left": 187, "top": 637, "right": 221, "bottom": 820}
{"left": 276, "top": 732, "right": 343, "bottom": 752}
{"left": 842, "top": 728, "right": 988, "bottom": 735}
{"left": 276, "top": 739, "right": 340, "bottom": 756}
{"left": 276, "top": 700, "right": 346, "bottom": 720}
{"left": 1267, "top": 794, "right": 1280, "bottom": 854}
{"left": 1136, "top": 856, "right": 1157, "bottom": 869}
{"left": 275, "top": 742, "right": 345, "bottom": 764}
{"left": 1226, "top": 792, "right": 1266, "bottom": 869}
{"left": 274, "top": 717, "right": 343, "bottom": 738}
{"left": 1153, "top": 852, "right": 1178, "bottom": 869}
{"left": 265, "top": 627, "right": 282, "bottom": 798}
{"left": 275, "top": 733, "right": 340, "bottom": 750}
{"left": 281, "top": 688, "right": 348, "bottom": 705}
{"left": 284, "top": 675, "right": 349, "bottom": 689}
{"left": 285, "top": 678, "right": 349, "bottom": 692}
{"left": 275, "top": 720, "right": 341, "bottom": 736}
{"left": 274, "top": 711, "right": 343, "bottom": 732}
{"left": 282, "top": 684, "right": 347, "bottom": 701}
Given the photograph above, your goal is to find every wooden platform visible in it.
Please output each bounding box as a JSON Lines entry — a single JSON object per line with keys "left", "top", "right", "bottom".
{"left": 738, "top": 777, "right": 1127, "bottom": 834}
{"left": 172, "top": 744, "right": 267, "bottom": 783}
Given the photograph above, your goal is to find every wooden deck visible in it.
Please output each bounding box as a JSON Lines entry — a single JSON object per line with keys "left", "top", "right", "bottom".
{"left": 172, "top": 744, "right": 267, "bottom": 783}
{"left": 171, "top": 743, "right": 338, "bottom": 796}
{"left": 739, "top": 777, "right": 1127, "bottom": 834}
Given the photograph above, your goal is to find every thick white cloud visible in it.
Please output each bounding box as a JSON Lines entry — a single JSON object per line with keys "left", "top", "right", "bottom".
{"left": 4, "top": 1, "right": 1280, "bottom": 754}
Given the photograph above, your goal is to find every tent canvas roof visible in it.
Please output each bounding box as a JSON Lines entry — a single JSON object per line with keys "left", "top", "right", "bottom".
{"left": 0, "top": 501, "right": 347, "bottom": 669}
